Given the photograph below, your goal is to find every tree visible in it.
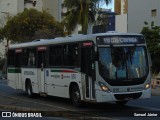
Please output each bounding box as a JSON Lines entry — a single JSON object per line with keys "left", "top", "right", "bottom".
{"left": 0, "top": 28, "right": 3, "bottom": 42}
{"left": 0, "top": 53, "right": 5, "bottom": 71}
{"left": 1, "top": 8, "right": 64, "bottom": 43}
{"left": 63, "top": 0, "right": 111, "bottom": 34}
{"left": 141, "top": 22, "right": 160, "bottom": 73}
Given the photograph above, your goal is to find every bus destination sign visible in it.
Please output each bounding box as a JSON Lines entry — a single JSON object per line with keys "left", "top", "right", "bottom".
{"left": 97, "top": 36, "right": 145, "bottom": 45}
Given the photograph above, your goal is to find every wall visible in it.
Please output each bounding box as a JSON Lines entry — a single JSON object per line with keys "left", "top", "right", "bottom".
{"left": 115, "top": 14, "right": 127, "bottom": 33}
{"left": 128, "top": 0, "right": 160, "bottom": 33}
{"left": 0, "top": 0, "right": 22, "bottom": 57}
{"left": 24, "top": 0, "right": 43, "bottom": 11}
{"left": 43, "top": 0, "right": 62, "bottom": 22}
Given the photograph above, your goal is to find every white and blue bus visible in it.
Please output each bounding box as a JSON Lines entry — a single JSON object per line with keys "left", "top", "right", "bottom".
{"left": 7, "top": 32, "right": 151, "bottom": 107}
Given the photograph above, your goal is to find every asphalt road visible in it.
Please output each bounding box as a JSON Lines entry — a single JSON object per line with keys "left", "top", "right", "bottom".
{"left": 0, "top": 79, "right": 160, "bottom": 120}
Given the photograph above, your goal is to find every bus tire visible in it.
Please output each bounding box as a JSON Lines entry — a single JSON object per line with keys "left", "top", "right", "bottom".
{"left": 116, "top": 100, "right": 128, "bottom": 105}
{"left": 26, "top": 81, "right": 34, "bottom": 98}
{"left": 71, "top": 85, "right": 82, "bottom": 107}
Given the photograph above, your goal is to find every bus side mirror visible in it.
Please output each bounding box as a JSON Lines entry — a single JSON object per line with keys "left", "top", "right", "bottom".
{"left": 95, "top": 52, "right": 99, "bottom": 61}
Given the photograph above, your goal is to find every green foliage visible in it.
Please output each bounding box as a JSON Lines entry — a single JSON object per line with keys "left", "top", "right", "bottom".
{"left": 1, "top": 9, "right": 64, "bottom": 43}
{"left": 63, "top": 0, "right": 111, "bottom": 34}
{"left": 141, "top": 22, "right": 160, "bottom": 73}
{"left": 0, "top": 28, "right": 3, "bottom": 42}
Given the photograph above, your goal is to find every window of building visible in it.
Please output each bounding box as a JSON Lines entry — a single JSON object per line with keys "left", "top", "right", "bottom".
{"left": 151, "top": 9, "right": 157, "bottom": 17}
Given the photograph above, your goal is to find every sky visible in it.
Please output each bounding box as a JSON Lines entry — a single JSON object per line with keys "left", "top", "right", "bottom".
{"left": 101, "top": 0, "right": 114, "bottom": 11}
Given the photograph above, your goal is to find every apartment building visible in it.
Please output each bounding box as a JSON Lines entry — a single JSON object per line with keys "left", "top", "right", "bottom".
{"left": 114, "top": 0, "right": 128, "bottom": 15}
{"left": 0, "top": 0, "right": 23, "bottom": 57}
{"left": 0, "top": 0, "right": 64, "bottom": 57}
{"left": 0, "top": 0, "right": 64, "bottom": 26}
{"left": 24, "top": 0, "right": 63, "bottom": 22}
{"left": 114, "top": 0, "right": 128, "bottom": 33}
{"left": 93, "top": 9, "right": 116, "bottom": 33}
{"left": 128, "top": 0, "right": 160, "bottom": 33}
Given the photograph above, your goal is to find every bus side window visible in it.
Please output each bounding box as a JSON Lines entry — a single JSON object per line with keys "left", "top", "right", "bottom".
{"left": 63, "top": 44, "right": 79, "bottom": 67}
{"left": 22, "top": 49, "right": 29, "bottom": 66}
{"left": 28, "top": 49, "right": 36, "bottom": 67}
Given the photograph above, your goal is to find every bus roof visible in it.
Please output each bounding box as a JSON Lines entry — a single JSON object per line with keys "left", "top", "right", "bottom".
{"left": 9, "top": 32, "right": 143, "bottom": 49}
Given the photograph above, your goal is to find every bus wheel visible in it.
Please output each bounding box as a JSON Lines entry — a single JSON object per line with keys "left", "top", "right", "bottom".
{"left": 26, "top": 81, "right": 34, "bottom": 97}
{"left": 71, "top": 85, "right": 82, "bottom": 107}
{"left": 116, "top": 100, "right": 128, "bottom": 105}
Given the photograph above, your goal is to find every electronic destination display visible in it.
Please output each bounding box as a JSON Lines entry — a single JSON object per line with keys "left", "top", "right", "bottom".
{"left": 97, "top": 35, "right": 145, "bottom": 45}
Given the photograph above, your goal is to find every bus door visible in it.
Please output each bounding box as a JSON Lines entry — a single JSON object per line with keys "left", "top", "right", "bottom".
{"left": 15, "top": 49, "right": 22, "bottom": 89}
{"left": 37, "top": 46, "right": 47, "bottom": 93}
{"left": 81, "top": 42, "right": 96, "bottom": 101}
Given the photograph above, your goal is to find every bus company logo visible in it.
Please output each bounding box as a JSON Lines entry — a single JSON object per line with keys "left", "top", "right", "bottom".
{"left": 51, "top": 75, "right": 60, "bottom": 79}
{"left": 61, "top": 74, "right": 70, "bottom": 79}
{"left": 71, "top": 74, "right": 76, "bottom": 79}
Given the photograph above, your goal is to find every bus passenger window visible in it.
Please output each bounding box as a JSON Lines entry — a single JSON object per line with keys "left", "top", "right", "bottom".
{"left": 22, "top": 48, "right": 36, "bottom": 67}
{"left": 49, "top": 45, "right": 63, "bottom": 66}
{"left": 22, "top": 49, "right": 28, "bottom": 66}
{"left": 28, "top": 49, "right": 36, "bottom": 67}
{"left": 63, "top": 44, "right": 79, "bottom": 67}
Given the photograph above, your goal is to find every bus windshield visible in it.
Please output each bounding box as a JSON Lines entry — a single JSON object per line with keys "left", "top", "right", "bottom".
{"left": 98, "top": 46, "right": 149, "bottom": 80}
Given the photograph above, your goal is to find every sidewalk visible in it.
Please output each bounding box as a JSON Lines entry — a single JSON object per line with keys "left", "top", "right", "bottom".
{"left": 152, "top": 87, "right": 160, "bottom": 96}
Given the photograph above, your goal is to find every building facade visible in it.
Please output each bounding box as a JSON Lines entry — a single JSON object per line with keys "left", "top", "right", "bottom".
{"left": 0, "top": 0, "right": 64, "bottom": 57}
{"left": 114, "top": 0, "right": 128, "bottom": 33}
{"left": 0, "top": 0, "right": 24, "bottom": 57}
{"left": 115, "top": 14, "right": 127, "bottom": 33}
{"left": 93, "top": 9, "right": 116, "bottom": 33}
{"left": 128, "top": 0, "right": 160, "bottom": 33}
{"left": 0, "top": 0, "right": 63, "bottom": 26}
{"left": 114, "top": 0, "right": 128, "bottom": 15}
{"left": 24, "top": 0, "right": 63, "bottom": 22}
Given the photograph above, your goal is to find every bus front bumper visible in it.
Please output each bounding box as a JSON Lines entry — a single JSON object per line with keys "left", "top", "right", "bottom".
{"left": 96, "top": 88, "right": 151, "bottom": 103}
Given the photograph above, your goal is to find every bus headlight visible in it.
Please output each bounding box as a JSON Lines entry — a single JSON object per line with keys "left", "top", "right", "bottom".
{"left": 99, "top": 82, "right": 110, "bottom": 92}
{"left": 145, "top": 83, "right": 150, "bottom": 89}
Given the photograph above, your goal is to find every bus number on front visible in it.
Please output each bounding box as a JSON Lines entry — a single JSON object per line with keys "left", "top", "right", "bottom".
{"left": 113, "top": 88, "right": 119, "bottom": 92}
